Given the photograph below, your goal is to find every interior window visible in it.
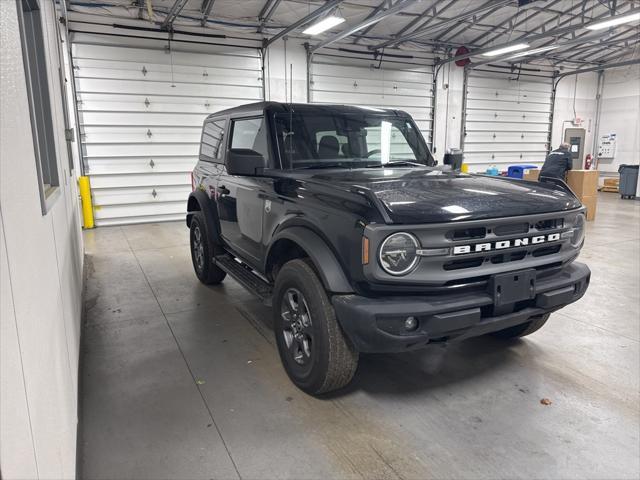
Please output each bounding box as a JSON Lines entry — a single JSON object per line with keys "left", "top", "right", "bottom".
{"left": 230, "top": 118, "right": 269, "bottom": 159}
{"left": 364, "top": 123, "right": 417, "bottom": 162}
{"left": 200, "top": 119, "right": 225, "bottom": 163}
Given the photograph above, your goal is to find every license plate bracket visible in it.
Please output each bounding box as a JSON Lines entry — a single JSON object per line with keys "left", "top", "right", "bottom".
{"left": 489, "top": 269, "right": 536, "bottom": 307}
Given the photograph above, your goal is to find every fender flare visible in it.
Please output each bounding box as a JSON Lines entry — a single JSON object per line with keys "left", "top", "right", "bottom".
{"left": 268, "top": 226, "right": 354, "bottom": 294}
{"left": 186, "top": 190, "right": 222, "bottom": 247}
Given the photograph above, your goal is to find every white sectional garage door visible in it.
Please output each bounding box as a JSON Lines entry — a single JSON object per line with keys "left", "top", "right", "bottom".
{"left": 462, "top": 69, "right": 553, "bottom": 173}
{"left": 72, "top": 35, "right": 263, "bottom": 226}
{"left": 309, "top": 50, "right": 434, "bottom": 147}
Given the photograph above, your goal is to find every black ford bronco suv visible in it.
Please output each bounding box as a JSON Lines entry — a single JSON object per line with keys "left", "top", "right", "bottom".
{"left": 186, "top": 102, "right": 590, "bottom": 395}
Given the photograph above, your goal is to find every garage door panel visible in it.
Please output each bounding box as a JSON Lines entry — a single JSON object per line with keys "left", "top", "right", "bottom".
{"left": 79, "top": 111, "right": 206, "bottom": 127}
{"left": 463, "top": 70, "right": 553, "bottom": 173}
{"left": 78, "top": 93, "right": 248, "bottom": 109}
{"left": 82, "top": 128, "right": 201, "bottom": 144}
{"left": 467, "top": 75, "right": 552, "bottom": 94}
{"left": 466, "top": 99, "right": 551, "bottom": 113}
{"left": 79, "top": 100, "right": 228, "bottom": 115}
{"left": 464, "top": 151, "right": 546, "bottom": 166}
{"left": 310, "top": 90, "right": 430, "bottom": 108}
{"left": 312, "top": 79, "right": 431, "bottom": 99}
{"left": 93, "top": 185, "right": 190, "bottom": 206}
{"left": 89, "top": 172, "right": 189, "bottom": 189}
{"left": 75, "top": 57, "right": 261, "bottom": 76}
{"left": 74, "top": 44, "right": 261, "bottom": 69}
{"left": 312, "top": 64, "right": 431, "bottom": 84}
{"left": 75, "top": 67, "right": 262, "bottom": 88}
{"left": 74, "top": 36, "right": 263, "bottom": 225}
{"left": 310, "top": 52, "right": 434, "bottom": 146}
{"left": 86, "top": 156, "right": 197, "bottom": 175}
{"left": 76, "top": 78, "right": 262, "bottom": 100}
{"left": 84, "top": 143, "right": 199, "bottom": 158}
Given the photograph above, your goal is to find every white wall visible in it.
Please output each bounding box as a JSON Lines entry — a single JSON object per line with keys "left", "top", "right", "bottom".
{"left": 551, "top": 71, "right": 599, "bottom": 160}
{"left": 0, "top": 0, "right": 84, "bottom": 478}
{"left": 433, "top": 62, "right": 464, "bottom": 162}
{"left": 596, "top": 65, "right": 640, "bottom": 173}
{"left": 264, "top": 38, "right": 308, "bottom": 103}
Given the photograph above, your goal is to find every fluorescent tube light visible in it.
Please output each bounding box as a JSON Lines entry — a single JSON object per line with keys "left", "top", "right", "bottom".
{"left": 482, "top": 43, "right": 530, "bottom": 57}
{"left": 509, "top": 45, "right": 558, "bottom": 58}
{"left": 302, "top": 16, "right": 345, "bottom": 35}
{"left": 586, "top": 11, "right": 640, "bottom": 30}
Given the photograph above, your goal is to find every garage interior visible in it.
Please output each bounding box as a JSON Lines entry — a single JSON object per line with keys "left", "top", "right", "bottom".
{"left": 1, "top": 0, "right": 639, "bottom": 479}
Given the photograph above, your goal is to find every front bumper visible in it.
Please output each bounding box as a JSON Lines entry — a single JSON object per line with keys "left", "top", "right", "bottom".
{"left": 332, "top": 262, "right": 590, "bottom": 353}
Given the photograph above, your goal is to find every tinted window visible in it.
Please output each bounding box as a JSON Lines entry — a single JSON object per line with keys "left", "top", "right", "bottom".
{"left": 274, "top": 112, "right": 432, "bottom": 169}
{"left": 230, "top": 118, "right": 269, "bottom": 159}
{"left": 200, "top": 119, "right": 225, "bottom": 162}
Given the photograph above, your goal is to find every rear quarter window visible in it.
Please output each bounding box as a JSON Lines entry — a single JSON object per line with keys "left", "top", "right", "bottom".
{"left": 200, "top": 119, "right": 226, "bottom": 163}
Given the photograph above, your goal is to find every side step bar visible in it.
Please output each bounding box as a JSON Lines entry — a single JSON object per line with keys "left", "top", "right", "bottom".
{"left": 213, "top": 254, "right": 273, "bottom": 306}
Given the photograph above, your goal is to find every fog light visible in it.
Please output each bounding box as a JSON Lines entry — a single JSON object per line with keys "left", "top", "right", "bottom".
{"left": 404, "top": 316, "right": 418, "bottom": 331}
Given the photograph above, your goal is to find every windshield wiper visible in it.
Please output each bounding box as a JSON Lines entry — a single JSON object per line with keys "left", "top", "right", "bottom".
{"left": 365, "top": 160, "right": 426, "bottom": 168}
{"left": 294, "top": 163, "right": 351, "bottom": 170}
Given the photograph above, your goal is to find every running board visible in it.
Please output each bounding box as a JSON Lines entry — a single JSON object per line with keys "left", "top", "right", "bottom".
{"left": 214, "top": 254, "right": 273, "bottom": 306}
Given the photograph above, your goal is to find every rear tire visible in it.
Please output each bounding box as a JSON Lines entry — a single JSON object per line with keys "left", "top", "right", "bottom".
{"left": 190, "top": 211, "right": 226, "bottom": 285}
{"left": 491, "top": 313, "right": 550, "bottom": 339}
{"left": 273, "top": 259, "right": 358, "bottom": 395}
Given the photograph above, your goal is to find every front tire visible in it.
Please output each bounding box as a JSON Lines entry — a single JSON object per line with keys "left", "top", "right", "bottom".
{"left": 190, "top": 211, "right": 226, "bottom": 285}
{"left": 491, "top": 313, "right": 550, "bottom": 339}
{"left": 273, "top": 259, "right": 358, "bottom": 395}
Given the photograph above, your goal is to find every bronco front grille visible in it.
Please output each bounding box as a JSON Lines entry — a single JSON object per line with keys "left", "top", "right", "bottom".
{"left": 364, "top": 210, "right": 583, "bottom": 287}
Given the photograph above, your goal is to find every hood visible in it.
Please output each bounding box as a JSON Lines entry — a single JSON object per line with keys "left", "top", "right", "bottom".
{"left": 306, "top": 168, "right": 581, "bottom": 224}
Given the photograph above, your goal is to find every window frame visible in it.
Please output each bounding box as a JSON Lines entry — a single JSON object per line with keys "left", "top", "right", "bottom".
{"left": 199, "top": 117, "right": 227, "bottom": 164}
{"left": 227, "top": 115, "right": 271, "bottom": 163}
{"left": 17, "top": 0, "right": 61, "bottom": 215}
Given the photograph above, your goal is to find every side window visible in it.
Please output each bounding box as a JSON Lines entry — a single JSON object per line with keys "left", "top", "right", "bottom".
{"left": 364, "top": 123, "right": 417, "bottom": 161}
{"left": 18, "top": 0, "right": 60, "bottom": 214}
{"left": 200, "top": 119, "right": 226, "bottom": 163}
{"left": 230, "top": 117, "right": 269, "bottom": 159}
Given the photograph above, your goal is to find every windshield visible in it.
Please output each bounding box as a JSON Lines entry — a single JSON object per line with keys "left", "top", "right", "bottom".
{"left": 274, "top": 111, "right": 434, "bottom": 170}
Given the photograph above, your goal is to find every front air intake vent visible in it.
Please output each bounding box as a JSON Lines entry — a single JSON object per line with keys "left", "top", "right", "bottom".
{"left": 449, "top": 227, "right": 486, "bottom": 241}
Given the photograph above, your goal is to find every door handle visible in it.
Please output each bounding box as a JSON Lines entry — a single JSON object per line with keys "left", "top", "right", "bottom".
{"left": 217, "top": 185, "right": 230, "bottom": 196}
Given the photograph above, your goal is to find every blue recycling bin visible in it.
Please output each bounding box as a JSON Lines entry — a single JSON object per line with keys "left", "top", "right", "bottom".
{"left": 508, "top": 164, "right": 538, "bottom": 179}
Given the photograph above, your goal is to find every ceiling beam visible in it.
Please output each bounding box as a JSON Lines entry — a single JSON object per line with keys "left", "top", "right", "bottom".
{"left": 434, "top": 0, "right": 510, "bottom": 45}
{"left": 369, "top": 0, "right": 513, "bottom": 50}
{"left": 393, "top": 0, "right": 451, "bottom": 38}
{"left": 257, "top": 0, "right": 283, "bottom": 33}
{"left": 309, "top": 0, "right": 422, "bottom": 53}
{"left": 554, "top": 59, "right": 640, "bottom": 85}
{"left": 161, "top": 0, "right": 189, "bottom": 31}
{"left": 353, "top": 0, "right": 392, "bottom": 44}
{"left": 467, "top": 31, "right": 615, "bottom": 68}
{"left": 201, "top": 0, "right": 217, "bottom": 27}
{"left": 263, "top": 0, "right": 344, "bottom": 48}
{"left": 441, "top": 7, "right": 640, "bottom": 67}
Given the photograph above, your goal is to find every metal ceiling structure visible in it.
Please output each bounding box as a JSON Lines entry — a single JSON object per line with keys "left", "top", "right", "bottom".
{"left": 66, "top": 0, "right": 640, "bottom": 70}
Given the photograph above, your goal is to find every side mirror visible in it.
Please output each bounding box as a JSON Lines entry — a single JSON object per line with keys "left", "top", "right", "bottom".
{"left": 226, "top": 148, "right": 266, "bottom": 176}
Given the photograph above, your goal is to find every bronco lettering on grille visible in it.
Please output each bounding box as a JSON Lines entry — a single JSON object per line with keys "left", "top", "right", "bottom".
{"left": 452, "top": 233, "right": 561, "bottom": 255}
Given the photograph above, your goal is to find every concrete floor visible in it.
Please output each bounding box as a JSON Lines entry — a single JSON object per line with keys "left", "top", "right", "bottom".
{"left": 80, "top": 193, "right": 640, "bottom": 480}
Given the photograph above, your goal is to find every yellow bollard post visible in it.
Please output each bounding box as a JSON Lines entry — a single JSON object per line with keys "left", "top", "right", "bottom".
{"left": 461, "top": 163, "right": 469, "bottom": 173}
{"left": 78, "top": 176, "right": 94, "bottom": 229}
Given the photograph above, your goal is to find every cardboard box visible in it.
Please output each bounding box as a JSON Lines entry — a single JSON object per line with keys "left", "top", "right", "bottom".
{"left": 567, "top": 170, "right": 599, "bottom": 198}
{"left": 523, "top": 169, "right": 540, "bottom": 181}
{"left": 581, "top": 194, "right": 598, "bottom": 221}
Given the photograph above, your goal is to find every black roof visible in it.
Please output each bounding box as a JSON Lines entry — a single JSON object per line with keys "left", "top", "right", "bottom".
{"left": 206, "top": 101, "right": 408, "bottom": 120}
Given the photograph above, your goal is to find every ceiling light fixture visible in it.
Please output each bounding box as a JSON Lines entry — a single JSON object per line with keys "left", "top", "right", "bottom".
{"left": 302, "top": 15, "right": 345, "bottom": 35}
{"left": 482, "top": 43, "right": 530, "bottom": 57}
{"left": 586, "top": 11, "right": 640, "bottom": 30}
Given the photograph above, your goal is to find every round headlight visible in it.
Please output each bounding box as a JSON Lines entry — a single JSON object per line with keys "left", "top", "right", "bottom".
{"left": 379, "top": 232, "right": 419, "bottom": 276}
{"left": 571, "top": 213, "right": 586, "bottom": 247}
